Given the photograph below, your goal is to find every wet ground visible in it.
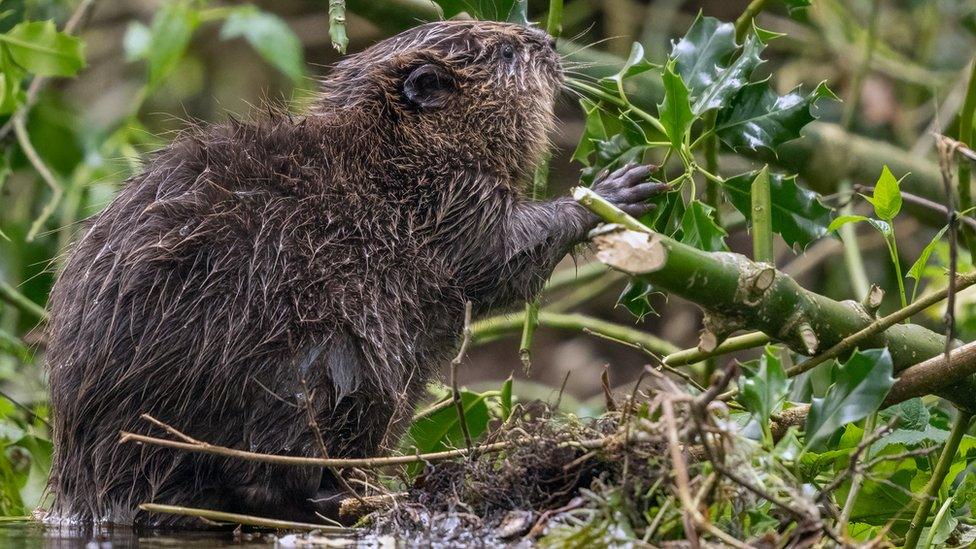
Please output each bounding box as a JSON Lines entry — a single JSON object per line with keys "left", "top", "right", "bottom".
{"left": 0, "top": 520, "right": 364, "bottom": 548}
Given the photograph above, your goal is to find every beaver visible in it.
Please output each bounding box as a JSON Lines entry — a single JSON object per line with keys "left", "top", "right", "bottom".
{"left": 43, "top": 20, "right": 664, "bottom": 527}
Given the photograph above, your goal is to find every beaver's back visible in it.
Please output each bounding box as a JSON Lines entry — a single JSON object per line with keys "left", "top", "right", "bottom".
{"left": 44, "top": 118, "right": 457, "bottom": 526}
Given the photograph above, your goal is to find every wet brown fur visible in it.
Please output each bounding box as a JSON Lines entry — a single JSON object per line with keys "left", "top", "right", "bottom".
{"left": 44, "top": 20, "right": 654, "bottom": 527}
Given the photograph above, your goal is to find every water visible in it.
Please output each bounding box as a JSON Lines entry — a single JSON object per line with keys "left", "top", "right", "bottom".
{"left": 0, "top": 520, "right": 350, "bottom": 548}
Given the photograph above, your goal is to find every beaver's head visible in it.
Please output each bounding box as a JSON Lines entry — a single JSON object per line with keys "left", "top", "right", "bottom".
{"left": 318, "top": 20, "right": 563, "bottom": 181}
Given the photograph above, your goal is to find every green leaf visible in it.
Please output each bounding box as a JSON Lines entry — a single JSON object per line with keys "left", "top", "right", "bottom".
{"left": 432, "top": 0, "right": 516, "bottom": 21}
{"left": 883, "top": 398, "right": 930, "bottom": 431}
{"left": 715, "top": 80, "right": 836, "bottom": 153}
{"left": 658, "top": 59, "right": 693, "bottom": 150}
{"left": 724, "top": 170, "right": 835, "bottom": 250}
{"left": 406, "top": 389, "right": 491, "bottom": 475}
{"left": 1, "top": 21, "right": 85, "bottom": 77}
{"left": 617, "top": 278, "right": 659, "bottom": 320}
{"left": 679, "top": 200, "right": 728, "bottom": 251}
{"left": 862, "top": 165, "right": 903, "bottom": 221}
{"left": 221, "top": 6, "right": 304, "bottom": 82}
{"left": 506, "top": 0, "right": 529, "bottom": 26}
{"left": 671, "top": 15, "right": 737, "bottom": 97}
{"left": 827, "top": 214, "right": 870, "bottom": 233}
{"left": 907, "top": 225, "right": 949, "bottom": 281}
{"left": 140, "top": 1, "right": 199, "bottom": 87}
{"left": 0, "top": 48, "right": 25, "bottom": 114}
{"left": 738, "top": 345, "right": 789, "bottom": 429}
{"left": 804, "top": 348, "right": 896, "bottom": 451}
{"left": 500, "top": 376, "right": 513, "bottom": 422}
{"left": 607, "top": 42, "right": 657, "bottom": 85}
{"left": 882, "top": 425, "right": 949, "bottom": 447}
{"left": 572, "top": 98, "right": 608, "bottom": 165}
{"left": 783, "top": 0, "right": 812, "bottom": 16}
{"left": 691, "top": 34, "right": 765, "bottom": 115}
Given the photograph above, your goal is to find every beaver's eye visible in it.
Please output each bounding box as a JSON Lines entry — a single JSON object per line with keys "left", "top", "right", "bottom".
{"left": 501, "top": 44, "right": 516, "bottom": 61}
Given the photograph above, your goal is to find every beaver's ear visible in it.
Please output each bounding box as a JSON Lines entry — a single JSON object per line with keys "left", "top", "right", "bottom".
{"left": 403, "top": 64, "right": 455, "bottom": 109}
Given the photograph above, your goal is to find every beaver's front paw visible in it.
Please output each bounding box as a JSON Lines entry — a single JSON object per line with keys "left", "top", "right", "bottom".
{"left": 591, "top": 163, "right": 668, "bottom": 217}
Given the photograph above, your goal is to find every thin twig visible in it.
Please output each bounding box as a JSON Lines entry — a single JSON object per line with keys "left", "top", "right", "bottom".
{"left": 138, "top": 503, "right": 353, "bottom": 533}
{"left": 0, "top": 280, "right": 48, "bottom": 321}
{"left": 14, "top": 116, "right": 62, "bottom": 242}
{"left": 451, "top": 301, "right": 474, "bottom": 449}
{"left": 123, "top": 414, "right": 617, "bottom": 469}
{"left": 937, "top": 135, "right": 960, "bottom": 360}
{"left": 789, "top": 270, "right": 976, "bottom": 376}
{"left": 299, "top": 381, "right": 363, "bottom": 504}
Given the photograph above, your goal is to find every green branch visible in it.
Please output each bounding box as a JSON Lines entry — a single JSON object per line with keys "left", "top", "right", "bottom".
{"left": 471, "top": 310, "right": 678, "bottom": 356}
{"left": 0, "top": 279, "right": 47, "bottom": 321}
{"left": 575, "top": 186, "right": 976, "bottom": 411}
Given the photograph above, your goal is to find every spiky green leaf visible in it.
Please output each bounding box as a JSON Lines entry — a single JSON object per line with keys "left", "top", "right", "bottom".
{"left": 679, "top": 200, "right": 728, "bottom": 251}
{"left": 724, "top": 170, "right": 834, "bottom": 250}
{"left": 805, "top": 348, "right": 896, "bottom": 450}
{"left": 715, "top": 81, "right": 835, "bottom": 153}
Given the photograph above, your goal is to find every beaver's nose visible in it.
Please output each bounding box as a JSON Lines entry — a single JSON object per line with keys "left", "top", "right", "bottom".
{"left": 547, "top": 36, "right": 557, "bottom": 51}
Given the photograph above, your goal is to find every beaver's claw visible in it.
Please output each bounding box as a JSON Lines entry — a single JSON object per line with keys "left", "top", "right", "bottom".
{"left": 591, "top": 163, "right": 668, "bottom": 217}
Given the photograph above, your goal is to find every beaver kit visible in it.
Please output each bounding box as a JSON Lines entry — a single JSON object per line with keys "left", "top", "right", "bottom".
{"left": 43, "top": 20, "right": 664, "bottom": 527}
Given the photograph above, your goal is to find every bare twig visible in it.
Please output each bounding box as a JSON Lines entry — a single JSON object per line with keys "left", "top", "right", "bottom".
{"left": 789, "top": 270, "right": 976, "bottom": 376}
{"left": 138, "top": 503, "right": 352, "bottom": 533}
{"left": 300, "top": 381, "right": 363, "bottom": 504}
{"left": 451, "top": 301, "right": 474, "bottom": 449}
{"left": 936, "top": 136, "right": 960, "bottom": 363}
{"left": 14, "top": 116, "right": 62, "bottom": 242}
{"left": 122, "top": 415, "right": 621, "bottom": 469}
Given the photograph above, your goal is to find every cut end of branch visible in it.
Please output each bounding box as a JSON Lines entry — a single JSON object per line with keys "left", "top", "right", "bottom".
{"left": 593, "top": 228, "right": 667, "bottom": 275}
{"left": 698, "top": 329, "right": 721, "bottom": 353}
{"left": 752, "top": 267, "right": 776, "bottom": 292}
{"left": 862, "top": 284, "right": 885, "bottom": 315}
{"left": 798, "top": 323, "right": 819, "bottom": 355}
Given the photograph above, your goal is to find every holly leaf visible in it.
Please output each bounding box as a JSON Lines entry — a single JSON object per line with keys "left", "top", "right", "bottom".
{"left": 691, "top": 34, "right": 765, "bottom": 115}
{"left": 221, "top": 6, "right": 304, "bottom": 82}
{"left": 671, "top": 15, "right": 737, "bottom": 97}
{"left": 862, "top": 165, "right": 902, "bottom": 221}
{"left": 738, "top": 346, "right": 789, "bottom": 429}
{"left": 607, "top": 42, "right": 657, "bottom": 85}
{"left": 724, "top": 170, "right": 834, "bottom": 250}
{"left": 572, "top": 98, "right": 608, "bottom": 165}
{"left": 805, "top": 348, "right": 896, "bottom": 451}
{"left": 679, "top": 200, "right": 728, "bottom": 251}
{"left": 715, "top": 80, "right": 836, "bottom": 153}
{"left": 617, "top": 278, "right": 659, "bottom": 320}
{"left": 658, "top": 59, "right": 693, "bottom": 150}
{"left": 2, "top": 20, "right": 85, "bottom": 77}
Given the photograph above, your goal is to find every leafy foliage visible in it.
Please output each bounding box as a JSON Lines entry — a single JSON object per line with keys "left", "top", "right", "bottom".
{"left": 805, "top": 349, "right": 896, "bottom": 450}
{"left": 714, "top": 81, "right": 836, "bottom": 153}
{"left": 724, "top": 169, "right": 834, "bottom": 250}
{"left": 738, "top": 345, "right": 789, "bottom": 443}
{"left": 221, "top": 6, "right": 305, "bottom": 82}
